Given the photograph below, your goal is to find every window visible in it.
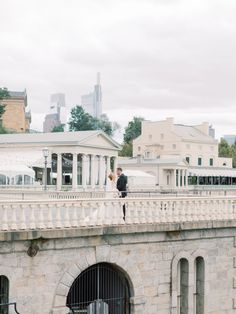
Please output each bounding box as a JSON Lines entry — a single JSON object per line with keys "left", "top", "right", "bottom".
{"left": 161, "top": 133, "right": 164, "bottom": 139}
{"left": 198, "top": 158, "right": 202, "bottom": 166}
{"left": 0, "top": 276, "right": 9, "bottom": 314}
{"left": 145, "top": 151, "right": 150, "bottom": 158}
{"left": 178, "top": 258, "right": 189, "bottom": 314}
{"left": 209, "top": 158, "right": 213, "bottom": 166}
{"left": 195, "top": 257, "right": 205, "bottom": 314}
{"left": 186, "top": 157, "right": 190, "bottom": 164}
{"left": 138, "top": 146, "right": 141, "bottom": 152}
{"left": 173, "top": 144, "right": 176, "bottom": 150}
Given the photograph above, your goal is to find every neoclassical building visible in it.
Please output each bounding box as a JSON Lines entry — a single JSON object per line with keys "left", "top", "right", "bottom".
{"left": 0, "top": 131, "right": 120, "bottom": 190}
{"left": 119, "top": 118, "right": 236, "bottom": 190}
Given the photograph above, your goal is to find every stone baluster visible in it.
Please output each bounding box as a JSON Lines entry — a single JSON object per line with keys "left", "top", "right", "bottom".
{"left": 29, "top": 204, "right": 36, "bottom": 230}
{"left": 55, "top": 203, "right": 63, "bottom": 228}
{"left": 71, "top": 203, "right": 78, "bottom": 227}
{"left": 1, "top": 205, "right": 8, "bottom": 231}
{"left": 11, "top": 205, "right": 18, "bottom": 230}
{"left": 125, "top": 201, "right": 131, "bottom": 224}
{"left": 47, "top": 204, "right": 54, "bottom": 229}
{"left": 38, "top": 204, "right": 45, "bottom": 229}
{"left": 64, "top": 203, "right": 71, "bottom": 228}
{"left": 20, "top": 204, "right": 27, "bottom": 230}
{"left": 79, "top": 201, "right": 87, "bottom": 227}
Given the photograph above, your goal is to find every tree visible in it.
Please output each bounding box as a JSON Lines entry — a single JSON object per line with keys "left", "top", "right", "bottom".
{"left": 68, "top": 106, "right": 119, "bottom": 136}
{"left": 120, "top": 116, "right": 144, "bottom": 157}
{"left": 0, "top": 87, "right": 9, "bottom": 134}
{"left": 218, "top": 138, "right": 236, "bottom": 168}
{"left": 119, "top": 142, "right": 133, "bottom": 157}
{"left": 51, "top": 124, "right": 65, "bottom": 132}
{"left": 123, "top": 116, "right": 144, "bottom": 144}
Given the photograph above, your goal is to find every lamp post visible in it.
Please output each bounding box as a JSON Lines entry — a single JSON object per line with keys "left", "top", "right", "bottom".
{"left": 42, "top": 147, "right": 49, "bottom": 191}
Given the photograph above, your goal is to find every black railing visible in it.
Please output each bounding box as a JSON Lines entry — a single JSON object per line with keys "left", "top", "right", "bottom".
{"left": 0, "top": 302, "right": 20, "bottom": 314}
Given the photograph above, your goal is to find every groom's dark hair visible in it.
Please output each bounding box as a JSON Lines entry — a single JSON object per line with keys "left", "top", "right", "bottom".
{"left": 117, "top": 167, "right": 123, "bottom": 172}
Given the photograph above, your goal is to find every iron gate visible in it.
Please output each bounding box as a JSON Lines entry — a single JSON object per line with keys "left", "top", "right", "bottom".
{"left": 67, "top": 263, "right": 130, "bottom": 314}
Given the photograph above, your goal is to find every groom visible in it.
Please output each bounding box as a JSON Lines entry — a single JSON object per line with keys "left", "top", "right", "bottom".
{"left": 116, "top": 167, "right": 128, "bottom": 220}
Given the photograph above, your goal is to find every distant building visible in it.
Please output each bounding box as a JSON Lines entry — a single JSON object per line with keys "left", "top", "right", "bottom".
{"left": 0, "top": 90, "right": 31, "bottom": 133}
{"left": 43, "top": 93, "right": 66, "bottom": 132}
{"left": 119, "top": 118, "right": 235, "bottom": 190}
{"left": 81, "top": 73, "right": 102, "bottom": 118}
{"left": 223, "top": 135, "right": 236, "bottom": 145}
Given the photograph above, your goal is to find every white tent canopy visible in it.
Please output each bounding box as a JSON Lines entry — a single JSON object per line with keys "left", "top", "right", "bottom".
{"left": 124, "top": 170, "right": 156, "bottom": 188}
{"left": 189, "top": 168, "right": 236, "bottom": 177}
{"left": 0, "top": 165, "right": 35, "bottom": 185}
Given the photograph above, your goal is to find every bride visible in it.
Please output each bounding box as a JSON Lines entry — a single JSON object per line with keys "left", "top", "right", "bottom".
{"left": 105, "top": 173, "right": 119, "bottom": 198}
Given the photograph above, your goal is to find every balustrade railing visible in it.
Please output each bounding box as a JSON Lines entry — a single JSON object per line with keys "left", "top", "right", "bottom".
{"left": 0, "top": 196, "right": 236, "bottom": 232}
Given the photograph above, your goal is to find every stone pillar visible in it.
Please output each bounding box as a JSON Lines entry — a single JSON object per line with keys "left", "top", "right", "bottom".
{"left": 99, "top": 155, "right": 104, "bottom": 188}
{"left": 178, "top": 169, "right": 181, "bottom": 188}
{"left": 107, "top": 156, "right": 111, "bottom": 174}
{"left": 57, "top": 153, "right": 62, "bottom": 191}
{"left": 173, "top": 169, "right": 176, "bottom": 188}
{"left": 82, "top": 154, "right": 87, "bottom": 190}
{"left": 90, "top": 155, "right": 95, "bottom": 189}
{"left": 185, "top": 170, "right": 188, "bottom": 187}
{"left": 72, "top": 153, "right": 78, "bottom": 190}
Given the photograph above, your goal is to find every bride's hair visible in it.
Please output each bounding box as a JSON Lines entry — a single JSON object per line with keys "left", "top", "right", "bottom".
{"left": 108, "top": 173, "right": 116, "bottom": 181}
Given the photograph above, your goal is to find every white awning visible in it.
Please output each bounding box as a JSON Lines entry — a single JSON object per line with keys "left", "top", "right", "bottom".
{"left": 189, "top": 168, "right": 236, "bottom": 177}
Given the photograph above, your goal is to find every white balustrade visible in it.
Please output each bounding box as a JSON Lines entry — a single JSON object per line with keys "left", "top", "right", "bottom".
{"left": 0, "top": 196, "right": 236, "bottom": 232}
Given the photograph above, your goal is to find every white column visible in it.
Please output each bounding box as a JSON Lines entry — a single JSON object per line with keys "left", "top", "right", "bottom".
{"left": 178, "top": 169, "right": 181, "bottom": 188}
{"left": 185, "top": 170, "right": 188, "bottom": 187}
{"left": 107, "top": 156, "right": 111, "bottom": 174}
{"left": 57, "top": 153, "right": 62, "bottom": 191}
{"left": 173, "top": 169, "right": 176, "bottom": 188}
{"left": 99, "top": 155, "right": 104, "bottom": 188}
{"left": 82, "top": 154, "right": 87, "bottom": 190}
{"left": 72, "top": 153, "right": 78, "bottom": 190}
{"left": 90, "top": 155, "right": 95, "bottom": 189}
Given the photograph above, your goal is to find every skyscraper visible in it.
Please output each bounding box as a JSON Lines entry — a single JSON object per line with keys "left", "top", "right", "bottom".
{"left": 81, "top": 73, "right": 102, "bottom": 118}
{"left": 43, "top": 93, "right": 66, "bottom": 132}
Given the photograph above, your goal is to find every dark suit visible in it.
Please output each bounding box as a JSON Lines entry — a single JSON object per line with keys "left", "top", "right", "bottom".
{"left": 117, "top": 174, "right": 127, "bottom": 219}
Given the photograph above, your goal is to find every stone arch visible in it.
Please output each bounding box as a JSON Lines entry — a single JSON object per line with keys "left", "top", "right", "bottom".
{"left": 171, "top": 251, "right": 194, "bottom": 314}
{"left": 52, "top": 246, "right": 145, "bottom": 314}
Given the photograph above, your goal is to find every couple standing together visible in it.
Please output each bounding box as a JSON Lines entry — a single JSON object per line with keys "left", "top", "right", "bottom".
{"left": 107, "top": 167, "right": 127, "bottom": 219}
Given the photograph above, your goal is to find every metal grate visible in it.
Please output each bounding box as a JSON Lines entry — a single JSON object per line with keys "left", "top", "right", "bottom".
{"left": 67, "top": 263, "right": 130, "bottom": 314}
{"left": 0, "top": 276, "right": 9, "bottom": 314}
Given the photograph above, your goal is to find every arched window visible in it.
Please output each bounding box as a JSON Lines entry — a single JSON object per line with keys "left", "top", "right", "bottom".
{"left": 195, "top": 257, "right": 205, "bottom": 314}
{"left": 178, "top": 258, "right": 189, "bottom": 314}
{"left": 0, "top": 275, "right": 9, "bottom": 314}
{"left": 67, "top": 263, "right": 130, "bottom": 313}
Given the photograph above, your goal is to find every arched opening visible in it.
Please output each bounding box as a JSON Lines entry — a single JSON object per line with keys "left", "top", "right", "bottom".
{"left": 178, "top": 258, "right": 189, "bottom": 314}
{"left": 195, "top": 257, "right": 205, "bottom": 314}
{"left": 0, "top": 275, "right": 9, "bottom": 314}
{"left": 66, "top": 262, "right": 131, "bottom": 313}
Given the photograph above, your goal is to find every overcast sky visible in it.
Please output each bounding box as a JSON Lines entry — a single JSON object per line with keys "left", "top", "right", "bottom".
{"left": 1, "top": 0, "right": 236, "bottom": 139}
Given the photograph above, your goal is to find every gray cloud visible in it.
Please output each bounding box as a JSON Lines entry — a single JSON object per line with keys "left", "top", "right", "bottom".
{"left": 0, "top": 0, "right": 236, "bottom": 137}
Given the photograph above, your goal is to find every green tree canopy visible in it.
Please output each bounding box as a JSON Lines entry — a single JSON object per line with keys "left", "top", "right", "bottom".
{"left": 68, "top": 106, "right": 119, "bottom": 136}
{"left": 51, "top": 124, "right": 65, "bottom": 132}
{"left": 0, "top": 87, "right": 9, "bottom": 134}
{"left": 218, "top": 138, "right": 236, "bottom": 168}
{"left": 120, "top": 116, "right": 144, "bottom": 157}
{"left": 123, "top": 116, "right": 144, "bottom": 144}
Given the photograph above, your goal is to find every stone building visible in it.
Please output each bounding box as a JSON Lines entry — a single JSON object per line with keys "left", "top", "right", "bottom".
{"left": 119, "top": 118, "right": 236, "bottom": 190}
{"left": 0, "top": 196, "right": 236, "bottom": 313}
{"left": 0, "top": 90, "right": 31, "bottom": 133}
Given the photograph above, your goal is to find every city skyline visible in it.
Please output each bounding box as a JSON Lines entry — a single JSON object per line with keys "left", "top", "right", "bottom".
{"left": 1, "top": 0, "right": 236, "bottom": 138}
